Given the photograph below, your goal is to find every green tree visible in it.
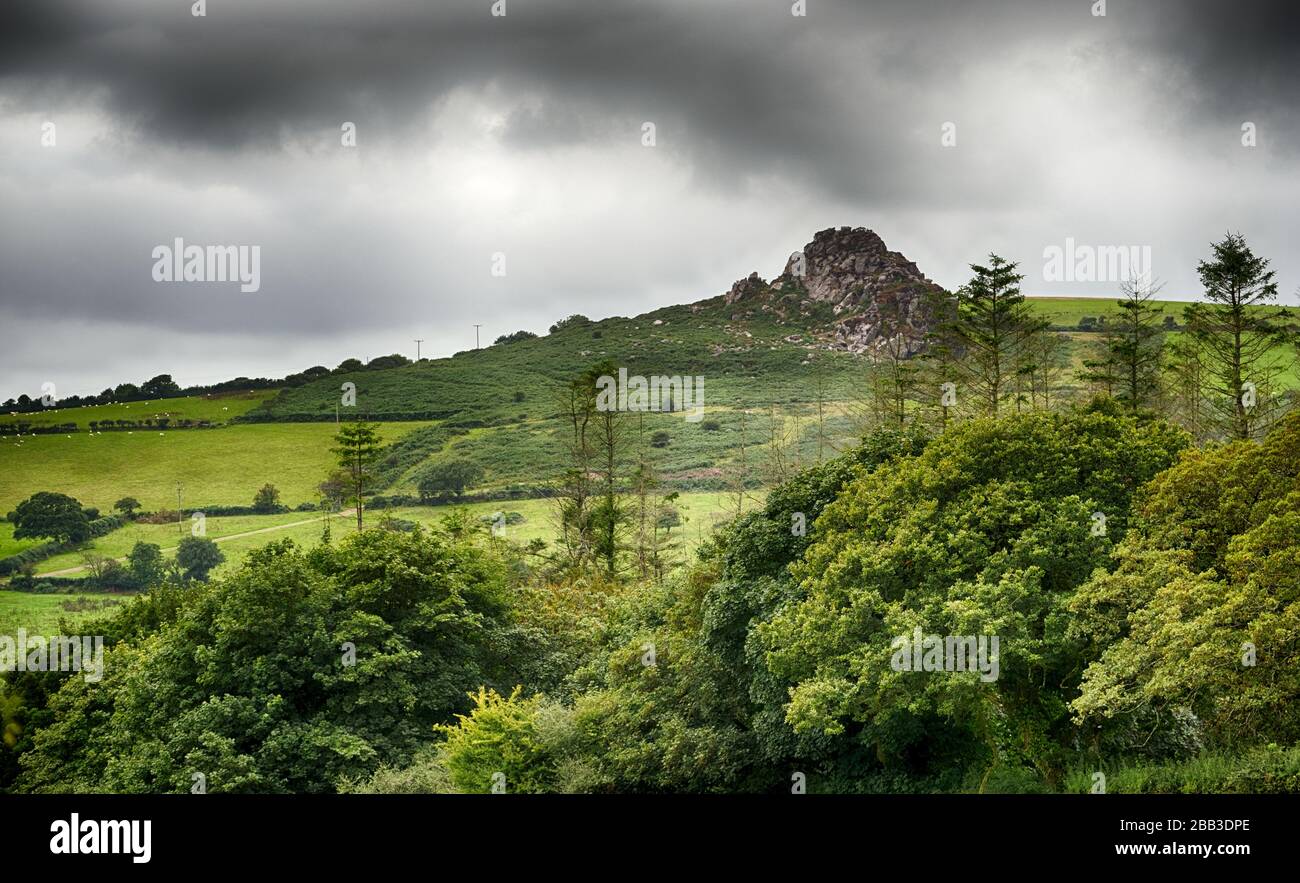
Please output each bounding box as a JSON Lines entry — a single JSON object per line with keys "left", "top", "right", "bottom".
{"left": 175, "top": 536, "right": 225, "bottom": 582}
{"left": 332, "top": 419, "right": 383, "bottom": 531}
{"left": 553, "top": 367, "right": 599, "bottom": 570}
{"left": 126, "top": 542, "right": 165, "bottom": 589}
{"left": 862, "top": 289, "right": 926, "bottom": 427}
{"left": 1072, "top": 411, "right": 1300, "bottom": 749}
{"left": 1182, "top": 232, "right": 1288, "bottom": 439}
{"left": 14, "top": 530, "right": 530, "bottom": 793}
{"left": 948, "top": 255, "right": 1048, "bottom": 417}
{"left": 1108, "top": 277, "right": 1167, "bottom": 413}
{"left": 140, "top": 374, "right": 182, "bottom": 399}
{"left": 758, "top": 411, "right": 1186, "bottom": 785}
{"left": 252, "top": 483, "right": 282, "bottom": 513}
{"left": 12, "top": 492, "right": 91, "bottom": 545}
{"left": 113, "top": 497, "right": 142, "bottom": 519}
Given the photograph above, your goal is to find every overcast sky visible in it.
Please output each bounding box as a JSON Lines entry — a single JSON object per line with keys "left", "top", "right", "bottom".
{"left": 2, "top": 0, "right": 1297, "bottom": 399}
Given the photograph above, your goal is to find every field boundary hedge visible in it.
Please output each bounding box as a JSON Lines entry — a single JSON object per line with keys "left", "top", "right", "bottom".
{"left": 0, "top": 514, "right": 125, "bottom": 575}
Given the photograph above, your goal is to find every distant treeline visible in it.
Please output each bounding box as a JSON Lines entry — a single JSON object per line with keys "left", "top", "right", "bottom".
{"left": 2, "top": 353, "right": 417, "bottom": 414}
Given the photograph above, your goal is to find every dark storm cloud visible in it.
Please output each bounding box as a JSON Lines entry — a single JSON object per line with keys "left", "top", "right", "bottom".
{"left": 2, "top": 0, "right": 1297, "bottom": 200}
{"left": 1, "top": 0, "right": 1298, "bottom": 398}
{"left": 2, "top": 1, "right": 1288, "bottom": 190}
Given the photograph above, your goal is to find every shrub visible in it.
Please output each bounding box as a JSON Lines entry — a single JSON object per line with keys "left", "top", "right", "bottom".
{"left": 548, "top": 314, "right": 590, "bottom": 334}
{"left": 252, "top": 483, "right": 283, "bottom": 513}
{"left": 435, "top": 687, "right": 559, "bottom": 794}
{"left": 494, "top": 331, "right": 538, "bottom": 345}
{"left": 417, "top": 459, "right": 485, "bottom": 501}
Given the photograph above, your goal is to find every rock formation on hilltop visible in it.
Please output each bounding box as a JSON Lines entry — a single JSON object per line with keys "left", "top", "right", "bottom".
{"left": 723, "top": 226, "right": 947, "bottom": 356}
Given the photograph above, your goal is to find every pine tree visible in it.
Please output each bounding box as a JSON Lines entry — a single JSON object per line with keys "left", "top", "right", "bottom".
{"left": 1110, "top": 277, "right": 1167, "bottom": 412}
{"left": 949, "top": 255, "right": 1048, "bottom": 417}
{"left": 1183, "top": 233, "right": 1288, "bottom": 439}
{"left": 330, "top": 419, "right": 382, "bottom": 531}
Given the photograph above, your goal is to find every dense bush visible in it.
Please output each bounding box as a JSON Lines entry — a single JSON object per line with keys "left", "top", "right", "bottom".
{"left": 555, "top": 412, "right": 1187, "bottom": 792}
{"left": 417, "top": 459, "right": 485, "bottom": 501}
{"left": 1072, "top": 410, "right": 1300, "bottom": 750}
{"left": 12, "top": 529, "right": 538, "bottom": 793}
{"left": 555, "top": 426, "right": 932, "bottom": 792}
{"left": 762, "top": 411, "right": 1186, "bottom": 785}
{"left": 252, "top": 483, "right": 283, "bottom": 513}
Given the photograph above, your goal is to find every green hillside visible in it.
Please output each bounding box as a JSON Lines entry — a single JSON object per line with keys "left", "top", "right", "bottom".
{"left": 2, "top": 294, "right": 1293, "bottom": 517}
{"left": 0, "top": 422, "right": 428, "bottom": 513}
{"left": 0, "top": 390, "right": 274, "bottom": 430}
{"left": 246, "top": 294, "right": 856, "bottom": 422}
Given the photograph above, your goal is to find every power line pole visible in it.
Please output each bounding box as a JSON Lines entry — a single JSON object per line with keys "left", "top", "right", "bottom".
{"left": 176, "top": 482, "right": 184, "bottom": 535}
{"left": 414, "top": 338, "right": 423, "bottom": 360}
{"left": 473, "top": 325, "right": 482, "bottom": 349}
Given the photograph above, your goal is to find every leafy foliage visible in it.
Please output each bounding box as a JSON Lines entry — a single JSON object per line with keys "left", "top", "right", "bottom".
{"left": 759, "top": 411, "right": 1186, "bottom": 785}
{"left": 14, "top": 528, "right": 532, "bottom": 793}
{"left": 1072, "top": 411, "right": 1300, "bottom": 749}
{"left": 13, "top": 492, "right": 91, "bottom": 545}
{"left": 175, "top": 536, "right": 225, "bottom": 582}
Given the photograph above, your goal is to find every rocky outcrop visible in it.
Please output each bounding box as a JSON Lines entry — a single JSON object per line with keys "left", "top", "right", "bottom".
{"left": 723, "top": 226, "right": 946, "bottom": 356}
{"left": 724, "top": 272, "right": 770, "bottom": 306}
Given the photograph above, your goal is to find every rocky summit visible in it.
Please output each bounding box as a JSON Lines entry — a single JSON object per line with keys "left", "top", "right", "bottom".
{"left": 724, "top": 226, "right": 946, "bottom": 356}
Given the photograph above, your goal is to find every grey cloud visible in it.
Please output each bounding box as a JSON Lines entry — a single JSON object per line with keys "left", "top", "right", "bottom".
{"left": 1, "top": 0, "right": 1298, "bottom": 398}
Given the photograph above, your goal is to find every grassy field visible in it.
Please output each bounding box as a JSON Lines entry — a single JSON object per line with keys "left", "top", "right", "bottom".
{"left": 0, "top": 523, "right": 35, "bottom": 558}
{"left": 0, "top": 591, "right": 130, "bottom": 636}
{"left": 0, "top": 490, "right": 752, "bottom": 633}
{"left": 196, "top": 490, "right": 751, "bottom": 577}
{"left": 1025, "top": 295, "right": 1186, "bottom": 327}
{"left": 0, "top": 421, "right": 430, "bottom": 513}
{"left": 1, "top": 390, "right": 276, "bottom": 430}
{"left": 385, "top": 490, "right": 750, "bottom": 553}
{"left": 32, "top": 511, "right": 326, "bottom": 575}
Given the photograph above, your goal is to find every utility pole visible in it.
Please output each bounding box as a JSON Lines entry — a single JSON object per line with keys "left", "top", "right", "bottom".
{"left": 176, "top": 482, "right": 184, "bottom": 535}
{"left": 414, "top": 339, "right": 423, "bottom": 360}
{"left": 473, "top": 325, "right": 482, "bottom": 349}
